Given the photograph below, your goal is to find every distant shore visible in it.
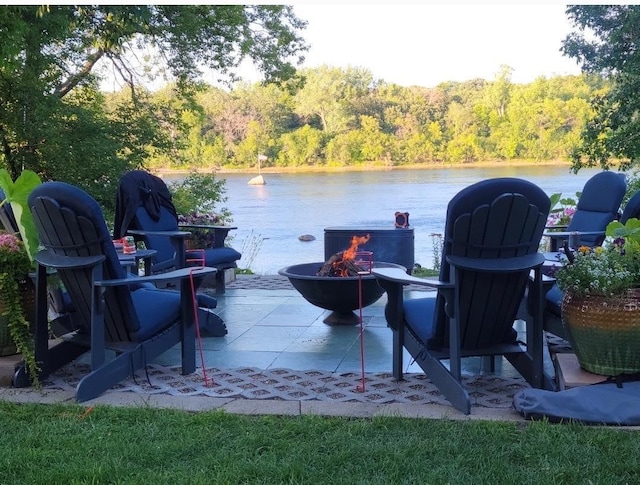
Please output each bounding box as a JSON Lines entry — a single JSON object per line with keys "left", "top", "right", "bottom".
{"left": 156, "top": 159, "right": 573, "bottom": 176}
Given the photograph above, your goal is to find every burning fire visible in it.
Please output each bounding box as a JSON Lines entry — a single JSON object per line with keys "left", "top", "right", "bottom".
{"left": 318, "top": 234, "right": 371, "bottom": 277}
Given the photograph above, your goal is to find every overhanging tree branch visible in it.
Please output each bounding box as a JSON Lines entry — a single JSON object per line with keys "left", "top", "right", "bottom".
{"left": 53, "top": 48, "right": 105, "bottom": 98}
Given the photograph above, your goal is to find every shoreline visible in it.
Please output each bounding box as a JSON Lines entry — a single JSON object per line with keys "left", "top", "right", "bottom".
{"left": 156, "top": 160, "right": 574, "bottom": 176}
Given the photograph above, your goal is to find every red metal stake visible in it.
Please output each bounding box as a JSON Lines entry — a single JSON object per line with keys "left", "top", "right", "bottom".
{"left": 355, "top": 251, "right": 373, "bottom": 393}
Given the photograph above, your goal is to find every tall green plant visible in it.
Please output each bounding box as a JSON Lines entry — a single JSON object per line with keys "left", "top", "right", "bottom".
{"left": 0, "top": 170, "right": 42, "bottom": 263}
{"left": 168, "top": 171, "right": 232, "bottom": 223}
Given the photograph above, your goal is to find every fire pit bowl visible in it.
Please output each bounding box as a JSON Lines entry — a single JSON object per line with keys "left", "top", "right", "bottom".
{"left": 278, "top": 261, "right": 406, "bottom": 325}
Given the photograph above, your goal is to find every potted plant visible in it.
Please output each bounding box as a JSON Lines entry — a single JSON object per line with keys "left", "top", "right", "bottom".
{"left": 0, "top": 232, "right": 39, "bottom": 382}
{"left": 555, "top": 217, "right": 640, "bottom": 376}
{"left": 0, "top": 169, "right": 42, "bottom": 387}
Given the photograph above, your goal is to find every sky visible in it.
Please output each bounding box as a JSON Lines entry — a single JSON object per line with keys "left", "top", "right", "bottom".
{"left": 270, "top": 3, "right": 583, "bottom": 88}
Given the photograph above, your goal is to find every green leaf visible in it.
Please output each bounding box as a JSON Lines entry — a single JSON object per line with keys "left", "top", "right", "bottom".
{"left": 549, "top": 193, "right": 562, "bottom": 209}
{"left": 606, "top": 218, "right": 640, "bottom": 243}
{"left": 0, "top": 169, "right": 42, "bottom": 263}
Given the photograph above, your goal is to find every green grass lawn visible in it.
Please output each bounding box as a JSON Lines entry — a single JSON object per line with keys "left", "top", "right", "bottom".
{"left": 2, "top": 401, "right": 640, "bottom": 484}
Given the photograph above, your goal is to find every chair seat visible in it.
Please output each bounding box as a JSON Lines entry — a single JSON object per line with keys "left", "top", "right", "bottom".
{"left": 403, "top": 296, "right": 518, "bottom": 351}
{"left": 187, "top": 247, "right": 241, "bottom": 267}
{"left": 403, "top": 297, "right": 438, "bottom": 344}
{"left": 130, "top": 288, "right": 181, "bottom": 341}
{"left": 545, "top": 284, "right": 563, "bottom": 317}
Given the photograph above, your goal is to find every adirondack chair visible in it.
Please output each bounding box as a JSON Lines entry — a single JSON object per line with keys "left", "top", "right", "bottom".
{"left": 0, "top": 188, "right": 80, "bottom": 337}
{"left": 372, "top": 177, "right": 554, "bottom": 415}
{"left": 13, "top": 181, "right": 216, "bottom": 402}
{"left": 544, "top": 188, "right": 640, "bottom": 342}
{"left": 113, "top": 170, "right": 241, "bottom": 295}
{"left": 544, "top": 171, "right": 626, "bottom": 251}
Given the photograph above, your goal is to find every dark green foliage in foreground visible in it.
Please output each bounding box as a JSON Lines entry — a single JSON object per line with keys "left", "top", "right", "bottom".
{"left": 563, "top": 5, "right": 640, "bottom": 171}
{"left": 0, "top": 5, "right": 307, "bottom": 210}
{"left": 1, "top": 402, "right": 640, "bottom": 484}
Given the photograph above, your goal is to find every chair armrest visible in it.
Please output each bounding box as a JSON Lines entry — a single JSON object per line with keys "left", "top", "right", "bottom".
{"left": 543, "top": 230, "right": 605, "bottom": 239}
{"left": 35, "top": 250, "right": 214, "bottom": 286}
{"left": 95, "top": 266, "right": 215, "bottom": 287}
{"left": 127, "top": 229, "right": 191, "bottom": 239}
{"left": 447, "top": 253, "right": 545, "bottom": 273}
{"left": 372, "top": 267, "right": 453, "bottom": 289}
{"left": 178, "top": 224, "right": 237, "bottom": 231}
{"left": 35, "top": 250, "right": 106, "bottom": 269}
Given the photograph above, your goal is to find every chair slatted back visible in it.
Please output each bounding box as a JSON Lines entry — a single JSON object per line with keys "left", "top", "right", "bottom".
{"left": 434, "top": 178, "right": 550, "bottom": 350}
{"left": 132, "top": 205, "right": 180, "bottom": 272}
{"left": 29, "top": 182, "right": 140, "bottom": 342}
{"left": 114, "top": 170, "right": 181, "bottom": 273}
{"left": 568, "top": 171, "right": 626, "bottom": 246}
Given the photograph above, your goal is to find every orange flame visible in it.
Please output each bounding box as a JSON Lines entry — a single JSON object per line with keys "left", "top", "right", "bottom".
{"left": 331, "top": 234, "right": 370, "bottom": 277}
{"left": 343, "top": 234, "right": 370, "bottom": 260}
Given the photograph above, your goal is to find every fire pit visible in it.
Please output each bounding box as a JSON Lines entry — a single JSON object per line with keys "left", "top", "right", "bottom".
{"left": 278, "top": 259, "right": 406, "bottom": 325}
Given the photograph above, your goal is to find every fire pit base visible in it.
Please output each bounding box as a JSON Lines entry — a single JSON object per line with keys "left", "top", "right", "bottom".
{"left": 323, "top": 310, "right": 361, "bottom": 326}
{"left": 278, "top": 261, "right": 406, "bottom": 326}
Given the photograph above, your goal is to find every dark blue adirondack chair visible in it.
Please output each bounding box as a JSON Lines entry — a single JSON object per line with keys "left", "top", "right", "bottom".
{"left": 544, "top": 188, "right": 640, "bottom": 342}
{"left": 372, "top": 178, "right": 553, "bottom": 415}
{"left": 14, "top": 181, "right": 216, "bottom": 402}
{"left": 544, "top": 171, "right": 626, "bottom": 251}
{"left": 0, "top": 188, "right": 80, "bottom": 337}
{"left": 113, "top": 170, "right": 241, "bottom": 295}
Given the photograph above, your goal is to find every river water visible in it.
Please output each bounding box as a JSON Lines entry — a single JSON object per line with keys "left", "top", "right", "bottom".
{"left": 165, "top": 165, "right": 601, "bottom": 274}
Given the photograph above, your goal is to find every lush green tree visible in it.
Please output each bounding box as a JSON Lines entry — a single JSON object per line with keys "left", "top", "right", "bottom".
{"left": 562, "top": 5, "right": 640, "bottom": 171}
{"left": 294, "top": 65, "right": 374, "bottom": 134}
{"left": 276, "top": 125, "right": 324, "bottom": 167}
{"left": 0, "top": 5, "right": 307, "bottom": 204}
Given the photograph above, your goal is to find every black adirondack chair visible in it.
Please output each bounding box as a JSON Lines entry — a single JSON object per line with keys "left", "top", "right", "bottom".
{"left": 373, "top": 177, "right": 554, "bottom": 415}
{"left": 14, "top": 181, "right": 216, "bottom": 402}
{"left": 113, "top": 170, "right": 241, "bottom": 295}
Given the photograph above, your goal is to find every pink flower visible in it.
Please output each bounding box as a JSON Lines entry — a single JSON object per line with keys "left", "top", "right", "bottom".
{"left": 0, "top": 233, "right": 22, "bottom": 253}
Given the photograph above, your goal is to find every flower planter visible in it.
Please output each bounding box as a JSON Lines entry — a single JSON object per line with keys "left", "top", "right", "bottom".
{"left": 562, "top": 292, "right": 640, "bottom": 376}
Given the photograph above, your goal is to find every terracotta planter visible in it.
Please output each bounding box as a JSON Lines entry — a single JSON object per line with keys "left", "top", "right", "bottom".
{"left": 562, "top": 292, "right": 640, "bottom": 376}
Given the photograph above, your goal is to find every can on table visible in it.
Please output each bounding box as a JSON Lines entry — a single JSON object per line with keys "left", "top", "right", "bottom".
{"left": 123, "top": 236, "right": 136, "bottom": 254}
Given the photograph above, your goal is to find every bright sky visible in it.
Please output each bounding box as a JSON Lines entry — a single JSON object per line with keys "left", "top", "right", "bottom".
{"left": 284, "top": 3, "right": 582, "bottom": 87}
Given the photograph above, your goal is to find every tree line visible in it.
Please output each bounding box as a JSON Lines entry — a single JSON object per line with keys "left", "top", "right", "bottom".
{"left": 136, "top": 65, "right": 605, "bottom": 171}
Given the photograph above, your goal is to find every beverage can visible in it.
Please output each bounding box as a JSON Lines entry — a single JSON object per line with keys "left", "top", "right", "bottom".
{"left": 123, "top": 236, "right": 136, "bottom": 254}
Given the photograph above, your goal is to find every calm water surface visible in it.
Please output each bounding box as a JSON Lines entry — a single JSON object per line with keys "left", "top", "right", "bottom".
{"left": 167, "top": 166, "right": 600, "bottom": 274}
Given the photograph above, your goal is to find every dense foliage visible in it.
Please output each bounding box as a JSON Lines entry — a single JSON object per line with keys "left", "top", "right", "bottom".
{"left": 0, "top": 5, "right": 307, "bottom": 210}
{"left": 562, "top": 5, "right": 640, "bottom": 171}
{"left": 139, "top": 68, "right": 601, "bottom": 171}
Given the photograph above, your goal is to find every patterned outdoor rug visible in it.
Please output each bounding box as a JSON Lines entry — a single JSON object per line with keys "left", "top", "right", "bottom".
{"left": 44, "top": 363, "right": 528, "bottom": 409}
